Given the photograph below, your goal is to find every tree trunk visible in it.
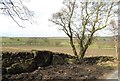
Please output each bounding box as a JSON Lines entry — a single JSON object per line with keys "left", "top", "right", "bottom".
{"left": 78, "top": 35, "right": 93, "bottom": 59}
{"left": 79, "top": 46, "right": 88, "bottom": 59}
{"left": 69, "top": 38, "right": 78, "bottom": 58}
{"left": 114, "top": 36, "right": 118, "bottom": 59}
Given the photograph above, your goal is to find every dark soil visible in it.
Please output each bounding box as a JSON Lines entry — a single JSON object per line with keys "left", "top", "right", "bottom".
{"left": 2, "top": 51, "right": 118, "bottom": 81}
{"left": 3, "top": 63, "right": 117, "bottom": 81}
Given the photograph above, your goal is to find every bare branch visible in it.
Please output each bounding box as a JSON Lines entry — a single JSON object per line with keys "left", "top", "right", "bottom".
{"left": 0, "top": 0, "right": 34, "bottom": 27}
{"left": 49, "top": 1, "right": 116, "bottom": 59}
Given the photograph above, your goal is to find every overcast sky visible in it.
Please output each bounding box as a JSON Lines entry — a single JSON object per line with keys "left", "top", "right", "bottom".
{"left": 0, "top": 0, "right": 118, "bottom": 37}
{"left": 0, "top": 0, "right": 66, "bottom": 37}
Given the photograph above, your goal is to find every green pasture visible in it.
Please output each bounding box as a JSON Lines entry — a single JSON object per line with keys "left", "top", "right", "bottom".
{"left": 0, "top": 36, "right": 116, "bottom": 57}
{"left": 1, "top": 37, "right": 69, "bottom": 47}
{"left": 0, "top": 36, "right": 115, "bottom": 49}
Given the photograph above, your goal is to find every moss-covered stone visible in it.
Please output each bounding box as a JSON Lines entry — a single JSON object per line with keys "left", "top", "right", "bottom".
{"left": 20, "top": 59, "right": 37, "bottom": 72}
{"left": 33, "top": 50, "right": 53, "bottom": 67}
{"left": 2, "top": 52, "right": 12, "bottom": 59}
{"left": 2, "top": 58, "right": 14, "bottom": 67}
{"left": 6, "top": 63, "right": 24, "bottom": 74}
{"left": 2, "top": 67, "right": 7, "bottom": 75}
{"left": 52, "top": 55, "right": 65, "bottom": 65}
{"left": 5, "top": 58, "right": 36, "bottom": 74}
{"left": 65, "top": 58, "right": 76, "bottom": 64}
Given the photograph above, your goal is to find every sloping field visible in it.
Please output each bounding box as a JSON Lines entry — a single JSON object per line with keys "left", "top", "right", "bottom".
{"left": 1, "top": 46, "right": 116, "bottom": 57}
{"left": 0, "top": 36, "right": 116, "bottom": 57}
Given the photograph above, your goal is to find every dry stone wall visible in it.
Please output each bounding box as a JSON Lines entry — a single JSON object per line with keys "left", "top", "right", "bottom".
{"left": 2, "top": 50, "right": 74, "bottom": 75}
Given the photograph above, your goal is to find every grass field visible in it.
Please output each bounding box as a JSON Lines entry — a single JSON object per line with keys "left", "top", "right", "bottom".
{"left": 0, "top": 36, "right": 117, "bottom": 57}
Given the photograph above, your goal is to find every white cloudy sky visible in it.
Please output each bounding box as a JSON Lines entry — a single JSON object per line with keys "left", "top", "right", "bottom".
{"left": 0, "top": 0, "right": 118, "bottom": 37}
{"left": 0, "top": 0, "right": 66, "bottom": 37}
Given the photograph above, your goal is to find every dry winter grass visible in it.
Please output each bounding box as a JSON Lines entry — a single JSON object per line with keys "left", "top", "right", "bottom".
{"left": 1, "top": 46, "right": 116, "bottom": 57}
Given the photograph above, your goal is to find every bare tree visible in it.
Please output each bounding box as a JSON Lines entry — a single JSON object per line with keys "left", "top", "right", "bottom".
{"left": 49, "top": 0, "right": 78, "bottom": 58}
{"left": 49, "top": 0, "right": 116, "bottom": 60}
{"left": 0, "top": 0, "right": 34, "bottom": 27}
{"left": 109, "top": 20, "right": 118, "bottom": 58}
